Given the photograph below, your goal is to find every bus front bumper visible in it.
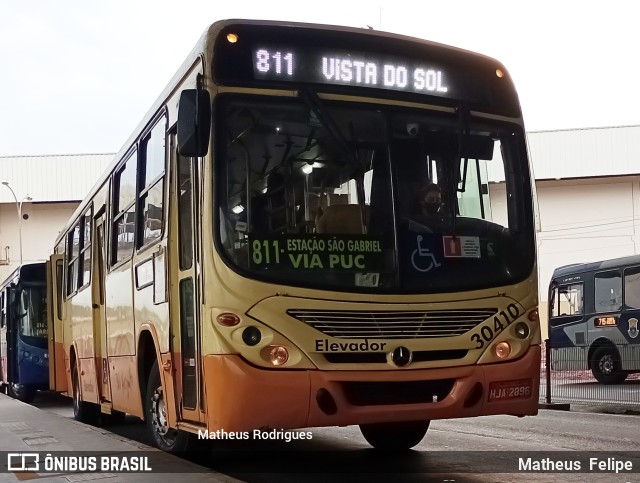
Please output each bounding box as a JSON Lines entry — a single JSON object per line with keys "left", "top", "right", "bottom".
{"left": 202, "top": 345, "right": 540, "bottom": 433}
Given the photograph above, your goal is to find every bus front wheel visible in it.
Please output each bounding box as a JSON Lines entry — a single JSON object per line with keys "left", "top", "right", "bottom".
{"left": 8, "top": 383, "right": 36, "bottom": 403}
{"left": 145, "top": 360, "right": 192, "bottom": 453}
{"left": 359, "top": 420, "right": 430, "bottom": 450}
{"left": 591, "top": 346, "right": 627, "bottom": 385}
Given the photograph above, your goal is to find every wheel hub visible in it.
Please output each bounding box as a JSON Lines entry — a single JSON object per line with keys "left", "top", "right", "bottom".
{"left": 599, "top": 355, "right": 614, "bottom": 374}
{"left": 151, "top": 386, "right": 170, "bottom": 436}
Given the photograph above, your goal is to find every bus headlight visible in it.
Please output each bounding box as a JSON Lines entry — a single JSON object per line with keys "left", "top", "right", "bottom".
{"left": 267, "top": 345, "right": 289, "bottom": 366}
{"left": 495, "top": 341, "right": 511, "bottom": 359}
{"left": 514, "top": 322, "right": 530, "bottom": 339}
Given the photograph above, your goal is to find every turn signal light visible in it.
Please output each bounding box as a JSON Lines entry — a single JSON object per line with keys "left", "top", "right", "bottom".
{"left": 495, "top": 341, "right": 511, "bottom": 359}
{"left": 269, "top": 345, "right": 289, "bottom": 366}
{"left": 217, "top": 312, "right": 241, "bottom": 327}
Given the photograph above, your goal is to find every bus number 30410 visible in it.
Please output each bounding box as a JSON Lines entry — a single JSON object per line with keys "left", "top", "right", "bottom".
{"left": 470, "top": 303, "right": 521, "bottom": 349}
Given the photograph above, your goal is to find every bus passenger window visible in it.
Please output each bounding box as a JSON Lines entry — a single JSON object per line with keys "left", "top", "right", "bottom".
{"left": 624, "top": 266, "right": 640, "bottom": 309}
{"left": 140, "top": 118, "right": 166, "bottom": 247}
{"left": 551, "top": 283, "right": 583, "bottom": 317}
{"left": 112, "top": 151, "right": 137, "bottom": 265}
{"left": 67, "top": 223, "right": 81, "bottom": 295}
{"left": 594, "top": 271, "right": 622, "bottom": 312}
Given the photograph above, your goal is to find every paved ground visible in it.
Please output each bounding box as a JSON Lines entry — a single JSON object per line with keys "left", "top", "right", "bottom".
{"left": 0, "top": 393, "right": 237, "bottom": 482}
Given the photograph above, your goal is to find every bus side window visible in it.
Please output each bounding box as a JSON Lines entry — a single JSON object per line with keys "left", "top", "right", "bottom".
{"left": 112, "top": 150, "right": 138, "bottom": 265}
{"left": 139, "top": 117, "right": 166, "bottom": 248}
{"left": 624, "top": 266, "right": 640, "bottom": 309}
{"left": 551, "top": 283, "right": 583, "bottom": 318}
{"left": 67, "top": 223, "right": 81, "bottom": 296}
{"left": 594, "top": 271, "right": 622, "bottom": 312}
{"left": 0, "top": 291, "right": 5, "bottom": 328}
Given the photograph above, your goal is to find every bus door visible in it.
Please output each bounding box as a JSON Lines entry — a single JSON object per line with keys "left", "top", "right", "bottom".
{"left": 47, "top": 255, "right": 67, "bottom": 392}
{"left": 92, "top": 210, "right": 111, "bottom": 403}
{"left": 171, "top": 132, "right": 204, "bottom": 423}
{"left": 548, "top": 281, "right": 585, "bottom": 347}
{"left": 6, "top": 284, "right": 18, "bottom": 383}
{"left": 1, "top": 289, "right": 7, "bottom": 384}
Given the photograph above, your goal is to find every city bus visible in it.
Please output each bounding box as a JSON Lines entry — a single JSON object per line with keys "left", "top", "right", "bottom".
{"left": 0, "top": 262, "right": 48, "bottom": 402}
{"left": 548, "top": 255, "right": 640, "bottom": 384}
{"left": 47, "top": 19, "right": 540, "bottom": 452}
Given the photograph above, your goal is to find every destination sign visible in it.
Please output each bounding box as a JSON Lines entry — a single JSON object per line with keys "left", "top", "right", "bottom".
{"left": 253, "top": 47, "right": 452, "bottom": 98}
{"left": 214, "top": 24, "right": 521, "bottom": 116}
{"left": 249, "top": 234, "right": 385, "bottom": 271}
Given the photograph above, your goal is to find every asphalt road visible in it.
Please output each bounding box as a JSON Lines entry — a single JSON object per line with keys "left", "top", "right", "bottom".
{"left": 31, "top": 392, "right": 640, "bottom": 483}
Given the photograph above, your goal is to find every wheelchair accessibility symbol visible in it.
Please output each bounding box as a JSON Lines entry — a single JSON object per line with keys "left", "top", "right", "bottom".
{"left": 411, "top": 235, "right": 441, "bottom": 272}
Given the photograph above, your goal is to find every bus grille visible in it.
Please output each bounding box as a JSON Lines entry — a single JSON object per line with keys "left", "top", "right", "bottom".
{"left": 287, "top": 308, "right": 497, "bottom": 339}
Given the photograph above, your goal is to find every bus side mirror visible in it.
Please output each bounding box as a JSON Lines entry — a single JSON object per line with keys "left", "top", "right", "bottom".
{"left": 177, "top": 89, "right": 211, "bottom": 157}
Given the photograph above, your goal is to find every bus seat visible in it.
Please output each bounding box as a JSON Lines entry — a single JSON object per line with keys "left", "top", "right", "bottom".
{"left": 316, "top": 204, "right": 367, "bottom": 234}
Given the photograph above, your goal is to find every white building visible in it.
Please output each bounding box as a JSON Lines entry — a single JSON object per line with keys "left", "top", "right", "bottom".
{"left": 2, "top": 124, "right": 640, "bottom": 338}
{"left": 0, "top": 153, "right": 113, "bottom": 281}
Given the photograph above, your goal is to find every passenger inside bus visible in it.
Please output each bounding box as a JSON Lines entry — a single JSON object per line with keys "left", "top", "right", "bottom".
{"left": 407, "top": 182, "right": 446, "bottom": 233}
{"left": 413, "top": 183, "right": 443, "bottom": 222}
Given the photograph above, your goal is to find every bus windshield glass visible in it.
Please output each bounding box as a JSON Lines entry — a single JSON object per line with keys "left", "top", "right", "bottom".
{"left": 216, "top": 95, "right": 534, "bottom": 293}
{"left": 16, "top": 284, "right": 47, "bottom": 338}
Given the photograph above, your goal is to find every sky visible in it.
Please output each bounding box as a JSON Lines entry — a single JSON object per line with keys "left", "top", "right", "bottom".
{"left": 1, "top": 0, "right": 639, "bottom": 156}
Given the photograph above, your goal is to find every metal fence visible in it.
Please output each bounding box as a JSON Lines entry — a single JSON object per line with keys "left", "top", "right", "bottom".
{"left": 539, "top": 341, "right": 640, "bottom": 410}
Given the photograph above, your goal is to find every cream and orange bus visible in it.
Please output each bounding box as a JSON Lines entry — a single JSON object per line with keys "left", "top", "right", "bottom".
{"left": 47, "top": 19, "right": 540, "bottom": 453}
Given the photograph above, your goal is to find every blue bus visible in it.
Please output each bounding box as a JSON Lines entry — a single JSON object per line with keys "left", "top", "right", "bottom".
{"left": 548, "top": 255, "right": 640, "bottom": 384}
{"left": 0, "top": 262, "right": 49, "bottom": 402}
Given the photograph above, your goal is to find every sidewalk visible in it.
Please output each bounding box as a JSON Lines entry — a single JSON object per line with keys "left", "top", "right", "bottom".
{"left": 0, "top": 393, "right": 238, "bottom": 482}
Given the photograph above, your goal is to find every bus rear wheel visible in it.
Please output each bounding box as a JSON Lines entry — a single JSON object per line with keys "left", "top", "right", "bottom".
{"left": 359, "top": 420, "right": 430, "bottom": 450}
{"left": 8, "top": 383, "right": 36, "bottom": 403}
{"left": 146, "top": 360, "right": 192, "bottom": 453}
{"left": 591, "top": 346, "right": 627, "bottom": 385}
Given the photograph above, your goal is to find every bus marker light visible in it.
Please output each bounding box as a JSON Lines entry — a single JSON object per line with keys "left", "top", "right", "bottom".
{"left": 227, "top": 33, "right": 238, "bottom": 43}
{"left": 217, "top": 312, "right": 241, "bottom": 327}
{"left": 269, "top": 345, "right": 289, "bottom": 366}
{"left": 496, "top": 68, "right": 504, "bottom": 78}
{"left": 242, "top": 326, "right": 262, "bottom": 346}
{"left": 495, "top": 341, "right": 511, "bottom": 359}
{"left": 514, "top": 322, "right": 530, "bottom": 339}
{"left": 528, "top": 309, "right": 539, "bottom": 322}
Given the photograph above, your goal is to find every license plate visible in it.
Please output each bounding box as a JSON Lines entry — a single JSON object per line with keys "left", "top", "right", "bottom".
{"left": 488, "top": 378, "right": 532, "bottom": 401}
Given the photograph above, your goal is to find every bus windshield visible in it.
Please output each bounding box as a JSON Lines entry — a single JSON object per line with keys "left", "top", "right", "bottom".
{"left": 216, "top": 95, "right": 535, "bottom": 293}
{"left": 16, "top": 284, "right": 47, "bottom": 338}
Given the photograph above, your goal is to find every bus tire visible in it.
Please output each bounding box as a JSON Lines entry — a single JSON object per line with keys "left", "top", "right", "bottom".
{"left": 146, "top": 360, "right": 191, "bottom": 453}
{"left": 72, "top": 363, "right": 99, "bottom": 424}
{"left": 8, "top": 383, "right": 36, "bottom": 403}
{"left": 359, "top": 420, "right": 430, "bottom": 450}
{"left": 591, "top": 346, "right": 627, "bottom": 385}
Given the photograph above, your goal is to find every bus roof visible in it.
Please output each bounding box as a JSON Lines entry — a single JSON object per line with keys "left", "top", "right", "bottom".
{"left": 0, "top": 261, "right": 47, "bottom": 290}
{"left": 53, "top": 18, "right": 514, "bottom": 248}
{"left": 551, "top": 253, "right": 640, "bottom": 280}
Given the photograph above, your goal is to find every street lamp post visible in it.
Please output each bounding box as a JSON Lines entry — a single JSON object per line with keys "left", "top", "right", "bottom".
{"left": 1, "top": 181, "right": 32, "bottom": 267}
